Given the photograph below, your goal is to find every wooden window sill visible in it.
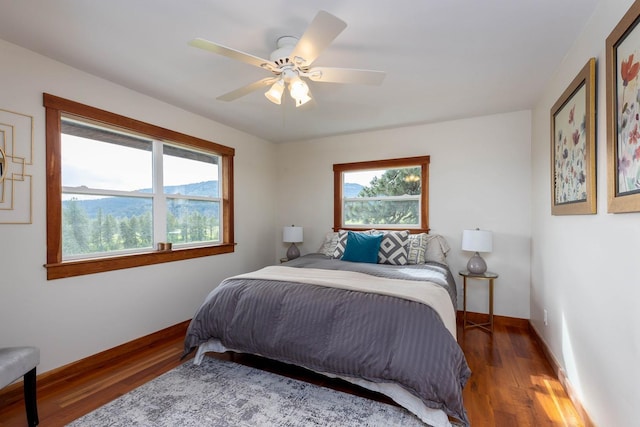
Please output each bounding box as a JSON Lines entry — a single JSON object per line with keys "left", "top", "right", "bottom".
{"left": 45, "top": 243, "right": 235, "bottom": 280}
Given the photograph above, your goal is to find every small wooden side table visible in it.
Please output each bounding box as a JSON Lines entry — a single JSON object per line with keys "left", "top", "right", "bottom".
{"left": 459, "top": 270, "right": 499, "bottom": 334}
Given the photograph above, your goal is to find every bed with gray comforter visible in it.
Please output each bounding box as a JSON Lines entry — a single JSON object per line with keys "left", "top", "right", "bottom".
{"left": 183, "top": 254, "right": 471, "bottom": 426}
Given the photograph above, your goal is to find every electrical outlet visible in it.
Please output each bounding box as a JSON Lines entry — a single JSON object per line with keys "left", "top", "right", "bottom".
{"left": 543, "top": 309, "right": 548, "bottom": 326}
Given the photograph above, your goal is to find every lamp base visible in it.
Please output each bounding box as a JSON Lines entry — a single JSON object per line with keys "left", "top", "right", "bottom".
{"left": 467, "top": 252, "right": 487, "bottom": 274}
{"left": 286, "top": 243, "right": 300, "bottom": 260}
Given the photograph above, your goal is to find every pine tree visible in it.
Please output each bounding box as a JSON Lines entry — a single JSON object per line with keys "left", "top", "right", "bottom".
{"left": 63, "top": 198, "right": 91, "bottom": 255}
{"left": 347, "top": 167, "right": 421, "bottom": 225}
{"left": 103, "top": 214, "right": 118, "bottom": 250}
{"left": 91, "top": 208, "right": 105, "bottom": 252}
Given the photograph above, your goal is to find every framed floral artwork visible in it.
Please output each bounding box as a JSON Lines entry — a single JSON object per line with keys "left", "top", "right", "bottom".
{"left": 550, "top": 58, "right": 596, "bottom": 215}
{"left": 606, "top": 0, "right": 640, "bottom": 213}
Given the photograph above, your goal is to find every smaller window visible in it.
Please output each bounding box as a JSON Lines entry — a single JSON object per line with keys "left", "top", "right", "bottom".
{"left": 333, "top": 156, "right": 430, "bottom": 232}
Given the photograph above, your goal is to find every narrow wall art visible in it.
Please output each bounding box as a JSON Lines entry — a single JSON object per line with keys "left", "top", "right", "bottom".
{"left": 0, "top": 108, "right": 33, "bottom": 224}
{"left": 606, "top": 0, "right": 640, "bottom": 213}
{"left": 550, "top": 58, "right": 596, "bottom": 215}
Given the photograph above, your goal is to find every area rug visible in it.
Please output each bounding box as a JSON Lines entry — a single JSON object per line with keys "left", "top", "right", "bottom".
{"left": 67, "top": 356, "right": 428, "bottom": 426}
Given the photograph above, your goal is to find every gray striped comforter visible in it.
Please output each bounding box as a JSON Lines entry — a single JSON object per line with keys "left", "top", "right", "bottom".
{"left": 183, "top": 254, "right": 471, "bottom": 425}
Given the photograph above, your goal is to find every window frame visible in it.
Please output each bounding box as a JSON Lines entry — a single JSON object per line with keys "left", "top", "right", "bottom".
{"left": 44, "top": 93, "right": 235, "bottom": 280}
{"left": 333, "top": 156, "right": 430, "bottom": 233}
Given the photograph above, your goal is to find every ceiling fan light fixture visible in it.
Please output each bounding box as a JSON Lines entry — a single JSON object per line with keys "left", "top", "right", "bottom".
{"left": 288, "top": 77, "right": 311, "bottom": 106}
{"left": 294, "top": 91, "right": 312, "bottom": 107}
{"left": 265, "top": 79, "right": 285, "bottom": 104}
{"left": 190, "top": 11, "right": 385, "bottom": 106}
{"left": 288, "top": 77, "right": 309, "bottom": 99}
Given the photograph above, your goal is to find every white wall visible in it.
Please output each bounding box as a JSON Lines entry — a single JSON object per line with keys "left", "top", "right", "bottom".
{"left": 275, "top": 111, "right": 532, "bottom": 318}
{"left": 0, "top": 39, "right": 277, "bottom": 373}
{"left": 531, "top": 0, "right": 638, "bottom": 425}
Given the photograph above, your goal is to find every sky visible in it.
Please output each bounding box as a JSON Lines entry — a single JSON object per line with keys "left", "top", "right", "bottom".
{"left": 61, "top": 135, "right": 217, "bottom": 191}
{"left": 345, "top": 170, "right": 384, "bottom": 186}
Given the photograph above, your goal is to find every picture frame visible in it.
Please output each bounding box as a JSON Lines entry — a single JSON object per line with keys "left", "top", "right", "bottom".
{"left": 606, "top": 0, "right": 640, "bottom": 213}
{"left": 550, "top": 58, "right": 596, "bottom": 215}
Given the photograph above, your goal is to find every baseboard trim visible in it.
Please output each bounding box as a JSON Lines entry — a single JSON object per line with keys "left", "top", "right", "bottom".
{"left": 528, "top": 322, "right": 596, "bottom": 427}
{"left": 0, "top": 319, "right": 190, "bottom": 407}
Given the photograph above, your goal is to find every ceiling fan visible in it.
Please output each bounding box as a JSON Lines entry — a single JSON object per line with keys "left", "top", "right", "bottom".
{"left": 188, "top": 10, "right": 386, "bottom": 107}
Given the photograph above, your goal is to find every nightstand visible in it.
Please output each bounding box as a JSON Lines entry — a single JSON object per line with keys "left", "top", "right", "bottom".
{"left": 459, "top": 270, "right": 498, "bottom": 334}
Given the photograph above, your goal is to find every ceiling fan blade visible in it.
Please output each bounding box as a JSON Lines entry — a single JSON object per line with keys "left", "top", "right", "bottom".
{"left": 307, "top": 67, "right": 386, "bottom": 85}
{"left": 216, "top": 77, "right": 279, "bottom": 102}
{"left": 290, "top": 10, "right": 347, "bottom": 66}
{"left": 189, "top": 38, "right": 275, "bottom": 69}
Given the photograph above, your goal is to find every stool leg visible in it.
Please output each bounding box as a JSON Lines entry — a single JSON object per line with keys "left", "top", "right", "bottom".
{"left": 24, "top": 367, "right": 39, "bottom": 426}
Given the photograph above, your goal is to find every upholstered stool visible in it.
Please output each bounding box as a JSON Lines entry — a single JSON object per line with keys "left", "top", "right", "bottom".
{"left": 0, "top": 347, "right": 40, "bottom": 426}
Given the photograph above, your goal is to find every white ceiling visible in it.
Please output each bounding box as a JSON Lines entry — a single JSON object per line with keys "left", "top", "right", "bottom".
{"left": 0, "top": 0, "right": 598, "bottom": 143}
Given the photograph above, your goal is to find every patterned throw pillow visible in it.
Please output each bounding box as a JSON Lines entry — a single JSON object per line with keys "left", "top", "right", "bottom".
{"left": 332, "top": 230, "right": 350, "bottom": 259}
{"left": 407, "top": 233, "right": 451, "bottom": 264}
{"left": 407, "top": 233, "right": 428, "bottom": 264}
{"left": 371, "top": 230, "right": 410, "bottom": 265}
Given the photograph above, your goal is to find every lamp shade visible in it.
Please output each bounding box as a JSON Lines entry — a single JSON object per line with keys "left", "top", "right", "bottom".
{"left": 294, "top": 91, "right": 312, "bottom": 107}
{"left": 289, "top": 78, "right": 309, "bottom": 99}
{"left": 288, "top": 78, "right": 312, "bottom": 107}
{"left": 265, "top": 80, "right": 285, "bottom": 105}
{"left": 461, "top": 229, "right": 492, "bottom": 253}
{"left": 283, "top": 226, "right": 303, "bottom": 243}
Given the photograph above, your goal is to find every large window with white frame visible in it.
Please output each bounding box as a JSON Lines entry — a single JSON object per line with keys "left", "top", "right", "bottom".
{"left": 44, "top": 94, "right": 235, "bottom": 280}
{"left": 333, "top": 156, "right": 430, "bottom": 232}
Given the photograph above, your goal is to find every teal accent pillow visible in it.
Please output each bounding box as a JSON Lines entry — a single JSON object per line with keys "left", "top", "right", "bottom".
{"left": 341, "top": 231, "right": 383, "bottom": 263}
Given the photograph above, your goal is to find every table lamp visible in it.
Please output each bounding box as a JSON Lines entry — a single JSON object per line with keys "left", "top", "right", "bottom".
{"left": 461, "top": 228, "right": 493, "bottom": 274}
{"left": 283, "top": 225, "right": 303, "bottom": 260}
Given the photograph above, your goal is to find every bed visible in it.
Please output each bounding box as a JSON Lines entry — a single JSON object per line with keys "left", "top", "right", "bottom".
{"left": 183, "top": 231, "right": 471, "bottom": 427}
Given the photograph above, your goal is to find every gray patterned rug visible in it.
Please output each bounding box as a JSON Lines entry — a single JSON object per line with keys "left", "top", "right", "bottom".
{"left": 67, "top": 356, "right": 427, "bottom": 426}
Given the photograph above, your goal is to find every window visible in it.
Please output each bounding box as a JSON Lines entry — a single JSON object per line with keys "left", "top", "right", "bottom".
{"left": 333, "top": 156, "right": 430, "bottom": 232}
{"left": 44, "top": 94, "right": 235, "bottom": 279}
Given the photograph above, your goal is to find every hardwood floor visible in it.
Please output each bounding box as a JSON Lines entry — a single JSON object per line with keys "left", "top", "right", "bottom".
{"left": 458, "top": 315, "right": 583, "bottom": 426}
{"left": 0, "top": 317, "right": 585, "bottom": 427}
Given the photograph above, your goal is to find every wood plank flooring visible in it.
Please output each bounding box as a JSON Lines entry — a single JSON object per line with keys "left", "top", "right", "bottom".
{"left": 458, "top": 317, "right": 583, "bottom": 426}
{"left": 0, "top": 317, "right": 585, "bottom": 427}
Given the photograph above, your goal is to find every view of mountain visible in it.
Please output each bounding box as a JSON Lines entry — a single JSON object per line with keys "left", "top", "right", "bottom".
{"left": 63, "top": 181, "right": 219, "bottom": 219}
{"left": 343, "top": 183, "right": 364, "bottom": 197}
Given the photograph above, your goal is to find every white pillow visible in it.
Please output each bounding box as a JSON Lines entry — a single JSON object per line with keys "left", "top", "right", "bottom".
{"left": 317, "top": 231, "right": 339, "bottom": 257}
{"left": 424, "top": 234, "right": 450, "bottom": 264}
